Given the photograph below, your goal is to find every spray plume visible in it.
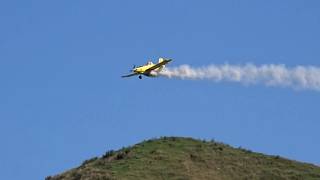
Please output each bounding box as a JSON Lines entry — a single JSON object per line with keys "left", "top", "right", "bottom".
{"left": 159, "top": 64, "right": 320, "bottom": 91}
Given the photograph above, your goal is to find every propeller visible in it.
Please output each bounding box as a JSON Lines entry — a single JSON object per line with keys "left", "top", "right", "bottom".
{"left": 130, "top": 65, "right": 136, "bottom": 72}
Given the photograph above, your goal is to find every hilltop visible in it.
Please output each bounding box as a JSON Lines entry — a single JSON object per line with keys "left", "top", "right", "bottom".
{"left": 47, "top": 137, "right": 320, "bottom": 180}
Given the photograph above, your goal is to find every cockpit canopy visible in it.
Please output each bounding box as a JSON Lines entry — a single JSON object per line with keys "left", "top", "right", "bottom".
{"left": 145, "top": 61, "right": 154, "bottom": 65}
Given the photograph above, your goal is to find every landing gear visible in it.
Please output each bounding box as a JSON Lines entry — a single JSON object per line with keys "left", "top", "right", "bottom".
{"left": 139, "top": 75, "right": 142, "bottom": 79}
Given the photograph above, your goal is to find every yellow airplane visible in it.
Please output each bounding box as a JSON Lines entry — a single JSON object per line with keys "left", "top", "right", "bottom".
{"left": 122, "top": 58, "right": 172, "bottom": 79}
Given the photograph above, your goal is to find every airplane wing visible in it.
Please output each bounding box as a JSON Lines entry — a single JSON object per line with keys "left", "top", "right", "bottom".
{"left": 121, "top": 72, "right": 139, "bottom": 78}
{"left": 145, "top": 59, "right": 172, "bottom": 72}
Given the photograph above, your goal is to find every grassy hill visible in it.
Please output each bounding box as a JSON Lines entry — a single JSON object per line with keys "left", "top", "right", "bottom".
{"left": 47, "top": 137, "right": 320, "bottom": 180}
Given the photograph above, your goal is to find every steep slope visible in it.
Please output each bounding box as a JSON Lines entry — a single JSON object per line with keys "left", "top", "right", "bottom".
{"left": 47, "top": 137, "right": 320, "bottom": 180}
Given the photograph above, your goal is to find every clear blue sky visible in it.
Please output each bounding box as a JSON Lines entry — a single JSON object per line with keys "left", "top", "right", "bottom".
{"left": 1, "top": 1, "right": 320, "bottom": 179}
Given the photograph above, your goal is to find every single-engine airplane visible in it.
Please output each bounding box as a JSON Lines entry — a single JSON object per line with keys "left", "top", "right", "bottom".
{"left": 122, "top": 58, "right": 172, "bottom": 79}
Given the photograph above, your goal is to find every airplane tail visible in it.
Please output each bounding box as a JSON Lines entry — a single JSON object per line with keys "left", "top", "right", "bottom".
{"left": 158, "top": 57, "right": 172, "bottom": 62}
{"left": 158, "top": 58, "right": 165, "bottom": 63}
{"left": 158, "top": 58, "right": 166, "bottom": 70}
{"left": 157, "top": 58, "right": 173, "bottom": 72}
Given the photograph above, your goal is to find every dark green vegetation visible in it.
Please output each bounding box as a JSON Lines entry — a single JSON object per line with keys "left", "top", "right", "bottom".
{"left": 47, "top": 137, "right": 320, "bottom": 180}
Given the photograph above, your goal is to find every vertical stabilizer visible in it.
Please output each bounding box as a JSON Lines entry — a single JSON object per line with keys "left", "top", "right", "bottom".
{"left": 157, "top": 58, "right": 166, "bottom": 71}
{"left": 158, "top": 58, "right": 165, "bottom": 63}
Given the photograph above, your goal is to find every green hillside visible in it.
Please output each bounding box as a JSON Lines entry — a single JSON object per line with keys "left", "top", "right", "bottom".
{"left": 47, "top": 137, "right": 320, "bottom": 180}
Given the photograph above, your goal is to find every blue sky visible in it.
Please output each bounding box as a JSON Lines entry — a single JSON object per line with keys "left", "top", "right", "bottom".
{"left": 1, "top": 1, "right": 320, "bottom": 179}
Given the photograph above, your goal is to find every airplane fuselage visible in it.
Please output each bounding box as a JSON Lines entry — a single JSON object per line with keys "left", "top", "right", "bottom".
{"left": 133, "top": 63, "right": 161, "bottom": 77}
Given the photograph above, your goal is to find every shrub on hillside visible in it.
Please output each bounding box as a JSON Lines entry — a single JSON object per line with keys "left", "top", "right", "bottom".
{"left": 102, "top": 150, "right": 115, "bottom": 159}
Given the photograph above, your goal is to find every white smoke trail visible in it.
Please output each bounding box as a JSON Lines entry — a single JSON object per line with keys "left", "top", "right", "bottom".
{"left": 159, "top": 64, "right": 320, "bottom": 91}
